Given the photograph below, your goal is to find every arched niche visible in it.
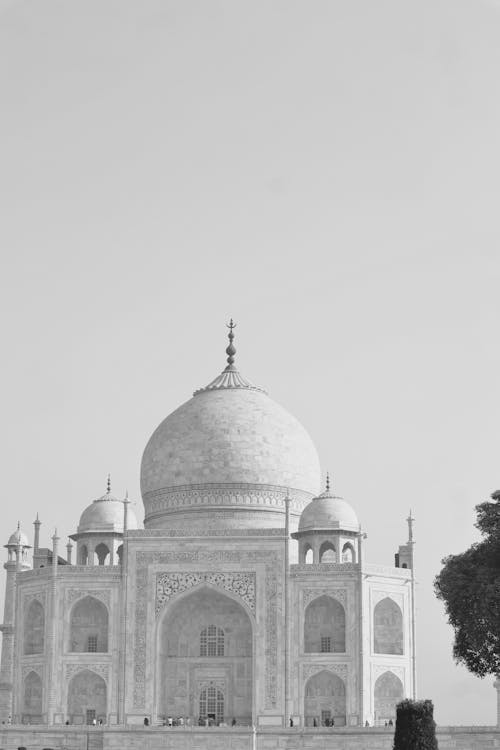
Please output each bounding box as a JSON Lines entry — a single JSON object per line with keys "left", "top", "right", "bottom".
{"left": 158, "top": 586, "right": 253, "bottom": 725}
{"left": 374, "top": 597, "right": 403, "bottom": 655}
{"left": 79, "top": 545, "right": 88, "bottom": 565}
{"left": 24, "top": 600, "right": 45, "bottom": 655}
{"left": 23, "top": 671, "right": 43, "bottom": 723}
{"left": 374, "top": 671, "right": 404, "bottom": 720}
{"left": 69, "top": 596, "right": 108, "bottom": 653}
{"left": 67, "top": 669, "right": 107, "bottom": 724}
{"left": 342, "top": 543, "right": 354, "bottom": 563}
{"left": 304, "top": 595, "right": 345, "bottom": 653}
{"left": 304, "top": 546, "right": 313, "bottom": 564}
{"left": 94, "top": 543, "right": 110, "bottom": 566}
{"left": 304, "top": 670, "right": 346, "bottom": 726}
{"left": 319, "top": 542, "right": 336, "bottom": 563}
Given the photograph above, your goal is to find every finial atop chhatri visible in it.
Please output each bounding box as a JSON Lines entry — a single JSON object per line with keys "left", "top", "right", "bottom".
{"left": 107, "top": 474, "right": 111, "bottom": 494}
{"left": 325, "top": 472, "right": 331, "bottom": 493}
{"left": 225, "top": 318, "right": 237, "bottom": 367}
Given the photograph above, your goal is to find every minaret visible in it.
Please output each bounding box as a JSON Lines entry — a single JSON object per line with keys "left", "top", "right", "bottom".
{"left": 33, "top": 514, "right": 41, "bottom": 568}
{"left": 0, "top": 524, "right": 31, "bottom": 722}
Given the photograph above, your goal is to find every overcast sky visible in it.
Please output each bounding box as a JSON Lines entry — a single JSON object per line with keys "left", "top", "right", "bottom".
{"left": 1, "top": 0, "right": 499, "bottom": 726}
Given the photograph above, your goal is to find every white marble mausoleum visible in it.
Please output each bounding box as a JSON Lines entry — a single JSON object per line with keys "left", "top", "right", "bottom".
{"left": 0, "top": 323, "right": 416, "bottom": 730}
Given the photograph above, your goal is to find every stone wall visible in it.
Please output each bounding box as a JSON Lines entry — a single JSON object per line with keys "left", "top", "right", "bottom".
{"left": 0, "top": 725, "right": 499, "bottom": 750}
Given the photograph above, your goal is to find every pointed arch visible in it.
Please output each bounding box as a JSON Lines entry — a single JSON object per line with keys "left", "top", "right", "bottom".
{"left": 374, "top": 671, "right": 404, "bottom": 720}
{"left": 374, "top": 597, "right": 403, "bottom": 654}
{"left": 319, "top": 542, "right": 336, "bottom": 563}
{"left": 23, "top": 670, "right": 43, "bottom": 723}
{"left": 304, "top": 670, "right": 346, "bottom": 726}
{"left": 69, "top": 595, "right": 108, "bottom": 653}
{"left": 303, "top": 543, "right": 313, "bottom": 564}
{"left": 304, "top": 594, "right": 345, "bottom": 653}
{"left": 342, "top": 543, "right": 354, "bottom": 563}
{"left": 24, "top": 599, "right": 45, "bottom": 655}
{"left": 67, "top": 669, "right": 107, "bottom": 724}
{"left": 158, "top": 585, "right": 253, "bottom": 725}
{"left": 94, "top": 543, "right": 110, "bottom": 566}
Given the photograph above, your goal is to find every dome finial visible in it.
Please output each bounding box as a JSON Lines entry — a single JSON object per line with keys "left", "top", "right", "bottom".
{"left": 225, "top": 318, "right": 237, "bottom": 367}
{"left": 326, "top": 472, "right": 330, "bottom": 493}
{"left": 107, "top": 474, "right": 111, "bottom": 494}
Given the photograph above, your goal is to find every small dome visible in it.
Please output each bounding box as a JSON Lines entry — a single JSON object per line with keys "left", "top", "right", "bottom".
{"left": 7, "top": 526, "right": 30, "bottom": 547}
{"left": 77, "top": 489, "right": 138, "bottom": 534}
{"left": 299, "top": 489, "right": 360, "bottom": 533}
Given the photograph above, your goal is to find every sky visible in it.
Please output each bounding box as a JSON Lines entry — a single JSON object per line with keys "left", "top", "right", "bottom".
{"left": 1, "top": 0, "right": 499, "bottom": 726}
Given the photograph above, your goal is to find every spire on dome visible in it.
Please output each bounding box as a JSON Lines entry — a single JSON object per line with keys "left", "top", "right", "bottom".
{"left": 107, "top": 474, "right": 111, "bottom": 494}
{"left": 194, "top": 320, "right": 267, "bottom": 395}
{"left": 325, "top": 472, "right": 330, "bottom": 493}
{"left": 226, "top": 318, "right": 237, "bottom": 366}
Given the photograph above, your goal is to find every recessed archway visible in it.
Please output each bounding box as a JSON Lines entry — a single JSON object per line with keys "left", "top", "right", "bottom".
{"left": 374, "top": 671, "right": 404, "bottom": 721}
{"left": 374, "top": 597, "right": 403, "bottom": 655}
{"left": 23, "top": 671, "right": 43, "bottom": 723}
{"left": 67, "top": 669, "right": 107, "bottom": 724}
{"left": 157, "top": 586, "right": 253, "bottom": 725}
{"left": 24, "top": 600, "right": 45, "bottom": 655}
{"left": 304, "top": 670, "right": 346, "bottom": 726}
{"left": 69, "top": 596, "right": 108, "bottom": 653}
{"left": 304, "top": 595, "right": 346, "bottom": 653}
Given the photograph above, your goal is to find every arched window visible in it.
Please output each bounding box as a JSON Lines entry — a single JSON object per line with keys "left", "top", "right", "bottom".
{"left": 199, "top": 685, "right": 224, "bottom": 724}
{"left": 70, "top": 596, "right": 108, "bottom": 653}
{"left": 304, "top": 545, "right": 313, "bottom": 564}
{"left": 374, "top": 597, "right": 403, "bottom": 655}
{"left": 304, "top": 595, "right": 345, "bottom": 653}
{"left": 79, "top": 545, "right": 88, "bottom": 565}
{"left": 342, "top": 543, "right": 354, "bottom": 563}
{"left": 94, "top": 543, "right": 110, "bottom": 566}
{"left": 374, "top": 671, "right": 404, "bottom": 720}
{"left": 24, "top": 600, "right": 45, "bottom": 655}
{"left": 23, "top": 671, "right": 43, "bottom": 723}
{"left": 319, "top": 542, "right": 336, "bottom": 563}
{"left": 200, "top": 625, "right": 224, "bottom": 656}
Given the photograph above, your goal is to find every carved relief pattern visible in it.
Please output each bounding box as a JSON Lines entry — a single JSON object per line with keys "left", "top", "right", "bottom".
{"left": 133, "top": 550, "right": 279, "bottom": 710}
{"left": 65, "top": 663, "right": 109, "bottom": 682}
{"left": 198, "top": 679, "right": 225, "bottom": 692}
{"left": 373, "top": 664, "right": 404, "bottom": 682}
{"left": 66, "top": 589, "right": 111, "bottom": 606}
{"left": 303, "top": 588, "right": 347, "bottom": 608}
{"left": 22, "top": 664, "right": 44, "bottom": 681}
{"left": 302, "top": 663, "right": 348, "bottom": 682}
{"left": 144, "top": 484, "right": 310, "bottom": 515}
{"left": 156, "top": 572, "right": 256, "bottom": 617}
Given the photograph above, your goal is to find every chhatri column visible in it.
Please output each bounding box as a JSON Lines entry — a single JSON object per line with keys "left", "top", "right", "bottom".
{"left": 0, "top": 547, "right": 18, "bottom": 721}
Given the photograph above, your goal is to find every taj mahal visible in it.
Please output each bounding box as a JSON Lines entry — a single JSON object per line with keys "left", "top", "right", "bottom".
{"left": 0, "top": 322, "right": 418, "bottom": 742}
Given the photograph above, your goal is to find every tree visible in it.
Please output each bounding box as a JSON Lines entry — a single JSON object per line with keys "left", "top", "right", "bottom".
{"left": 434, "top": 490, "right": 500, "bottom": 678}
{"left": 393, "top": 699, "right": 438, "bottom": 750}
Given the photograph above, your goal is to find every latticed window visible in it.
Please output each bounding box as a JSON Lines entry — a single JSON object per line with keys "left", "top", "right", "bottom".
{"left": 87, "top": 635, "right": 98, "bottom": 653}
{"left": 200, "top": 625, "right": 224, "bottom": 656}
{"left": 199, "top": 685, "right": 224, "bottom": 724}
{"left": 320, "top": 636, "right": 331, "bottom": 653}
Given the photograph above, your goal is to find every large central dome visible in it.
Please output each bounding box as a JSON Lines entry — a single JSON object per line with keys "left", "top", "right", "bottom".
{"left": 141, "top": 323, "right": 321, "bottom": 530}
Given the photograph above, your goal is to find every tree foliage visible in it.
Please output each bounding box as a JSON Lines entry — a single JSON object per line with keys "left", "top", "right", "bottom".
{"left": 393, "top": 699, "right": 438, "bottom": 750}
{"left": 434, "top": 491, "right": 500, "bottom": 678}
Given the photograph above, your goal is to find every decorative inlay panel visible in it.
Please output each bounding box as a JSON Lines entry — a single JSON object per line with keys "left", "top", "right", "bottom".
{"left": 23, "top": 591, "right": 47, "bottom": 607}
{"left": 133, "top": 549, "right": 279, "bottom": 710}
{"left": 65, "top": 663, "right": 109, "bottom": 682}
{"left": 66, "top": 589, "right": 111, "bottom": 607}
{"left": 156, "top": 572, "right": 256, "bottom": 617}
{"left": 303, "top": 588, "right": 347, "bottom": 608}
{"left": 302, "top": 663, "right": 348, "bottom": 682}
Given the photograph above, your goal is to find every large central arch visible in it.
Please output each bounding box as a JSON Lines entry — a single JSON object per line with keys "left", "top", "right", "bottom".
{"left": 157, "top": 586, "right": 253, "bottom": 725}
